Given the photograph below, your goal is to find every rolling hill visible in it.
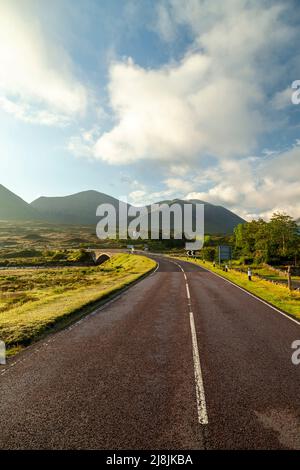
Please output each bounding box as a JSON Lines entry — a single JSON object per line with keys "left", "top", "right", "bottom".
{"left": 0, "top": 184, "right": 39, "bottom": 221}
{"left": 152, "top": 198, "right": 245, "bottom": 234}
{"left": 31, "top": 190, "right": 129, "bottom": 225}
{"left": 31, "top": 190, "right": 245, "bottom": 234}
{"left": 0, "top": 184, "right": 245, "bottom": 233}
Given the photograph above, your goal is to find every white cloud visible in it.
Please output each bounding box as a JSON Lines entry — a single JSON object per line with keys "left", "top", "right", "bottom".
{"left": 93, "top": 1, "right": 292, "bottom": 165}
{"left": 0, "top": 96, "right": 70, "bottom": 127}
{"left": 126, "top": 146, "right": 300, "bottom": 220}
{"left": 128, "top": 188, "right": 175, "bottom": 206}
{"left": 185, "top": 146, "right": 300, "bottom": 220}
{"left": 61, "top": 0, "right": 298, "bottom": 221}
{"left": 169, "top": 164, "right": 190, "bottom": 176}
{"left": 67, "top": 126, "right": 101, "bottom": 157}
{"left": 93, "top": 54, "right": 262, "bottom": 164}
{"left": 271, "top": 87, "right": 293, "bottom": 110}
{"left": 164, "top": 177, "right": 193, "bottom": 193}
{"left": 128, "top": 190, "right": 148, "bottom": 206}
{"left": 155, "top": 3, "right": 176, "bottom": 42}
{"left": 0, "top": 2, "right": 87, "bottom": 125}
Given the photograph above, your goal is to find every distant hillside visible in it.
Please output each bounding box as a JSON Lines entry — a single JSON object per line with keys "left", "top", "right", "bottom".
{"left": 31, "top": 190, "right": 129, "bottom": 225}
{"left": 190, "top": 199, "right": 245, "bottom": 233}
{"left": 0, "top": 184, "right": 39, "bottom": 221}
{"left": 150, "top": 199, "right": 245, "bottom": 234}
{"left": 31, "top": 191, "right": 244, "bottom": 234}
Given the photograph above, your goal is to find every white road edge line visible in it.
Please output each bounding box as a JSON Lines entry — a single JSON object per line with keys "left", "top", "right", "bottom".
{"left": 186, "top": 283, "right": 191, "bottom": 299}
{"left": 199, "top": 264, "right": 300, "bottom": 327}
{"left": 169, "top": 256, "right": 300, "bottom": 327}
{"left": 189, "top": 310, "right": 209, "bottom": 425}
{"left": 152, "top": 261, "right": 160, "bottom": 274}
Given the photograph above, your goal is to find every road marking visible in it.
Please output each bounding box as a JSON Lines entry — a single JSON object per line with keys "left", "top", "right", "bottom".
{"left": 199, "top": 265, "right": 300, "bottom": 327}
{"left": 168, "top": 258, "right": 208, "bottom": 425}
{"left": 186, "top": 283, "right": 191, "bottom": 300}
{"left": 189, "top": 310, "right": 209, "bottom": 425}
{"left": 168, "top": 255, "right": 300, "bottom": 327}
{"left": 152, "top": 261, "right": 160, "bottom": 274}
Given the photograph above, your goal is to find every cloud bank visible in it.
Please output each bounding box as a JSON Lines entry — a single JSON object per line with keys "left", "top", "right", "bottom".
{"left": 93, "top": 1, "right": 292, "bottom": 165}
{"left": 0, "top": 1, "right": 87, "bottom": 126}
{"left": 91, "top": 0, "right": 299, "bottom": 219}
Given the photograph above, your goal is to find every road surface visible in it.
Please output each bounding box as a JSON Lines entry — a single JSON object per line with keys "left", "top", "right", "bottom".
{"left": 0, "top": 255, "right": 300, "bottom": 449}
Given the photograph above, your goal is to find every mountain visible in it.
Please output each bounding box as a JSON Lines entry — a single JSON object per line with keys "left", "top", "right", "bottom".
{"left": 31, "top": 190, "right": 244, "bottom": 234}
{"left": 31, "top": 190, "right": 129, "bottom": 225}
{"left": 0, "top": 184, "right": 39, "bottom": 221}
{"left": 189, "top": 198, "right": 245, "bottom": 233}
{"left": 148, "top": 198, "right": 245, "bottom": 234}
{"left": 0, "top": 185, "right": 245, "bottom": 234}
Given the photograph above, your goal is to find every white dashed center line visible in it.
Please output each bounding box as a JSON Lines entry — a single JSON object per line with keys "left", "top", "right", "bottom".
{"left": 171, "top": 260, "right": 208, "bottom": 425}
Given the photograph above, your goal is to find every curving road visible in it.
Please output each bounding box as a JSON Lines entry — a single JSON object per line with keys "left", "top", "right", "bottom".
{"left": 0, "top": 254, "right": 300, "bottom": 449}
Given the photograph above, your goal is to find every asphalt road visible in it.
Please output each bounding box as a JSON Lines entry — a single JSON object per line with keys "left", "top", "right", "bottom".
{"left": 0, "top": 255, "right": 300, "bottom": 449}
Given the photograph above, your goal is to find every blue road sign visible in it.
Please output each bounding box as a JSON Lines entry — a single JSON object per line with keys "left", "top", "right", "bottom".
{"left": 218, "top": 245, "right": 232, "bottom": 262}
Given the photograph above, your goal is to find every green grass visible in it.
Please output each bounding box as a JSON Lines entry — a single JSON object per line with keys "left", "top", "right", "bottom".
{"left": 252, "top": 266, "right": 300, "bottom": 282}
{"left": 0, "top": 220, "right": 127, "bottom": 267}
{"left": 230, "top": 261, "right": 300, "bottom": 283}
{"left": 170, "top": 256, "right": 300, "bottom": 320}
{"left": 0, "top": 253, "right": 156, "bottom": 353}
{"left": 0, "top": 220, "right": 170, "bottom": 265}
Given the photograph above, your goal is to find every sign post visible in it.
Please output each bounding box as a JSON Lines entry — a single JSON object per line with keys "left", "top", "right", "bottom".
{"left": 218, "top": 245, "right": 232, "bottom": 266}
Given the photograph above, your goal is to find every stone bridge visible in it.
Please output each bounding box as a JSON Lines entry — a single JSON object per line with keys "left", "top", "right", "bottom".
{"left": 88, "top": 250, "right": 111, "bottom": 265}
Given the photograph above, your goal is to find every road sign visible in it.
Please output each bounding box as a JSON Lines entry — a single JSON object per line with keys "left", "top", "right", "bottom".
{"left": 218, "top": 245, "right": 232, "bottom": 263}
{"left": 186, "top": 250, "right": 195, "bottom": 256}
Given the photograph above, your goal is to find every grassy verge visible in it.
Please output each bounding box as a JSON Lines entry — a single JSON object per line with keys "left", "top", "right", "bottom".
{"left": 170, "top": 256, "right": 300, "bottom": 320}
{"left": 0, "top": 253, "right": 156, "bottom": 355}
{"left": 230, "top": 262, "right": 300, "bottom": 283}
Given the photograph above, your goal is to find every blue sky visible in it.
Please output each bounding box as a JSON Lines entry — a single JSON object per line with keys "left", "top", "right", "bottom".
{"left": 0, "top": 0, "right": 300, "bottom": 219}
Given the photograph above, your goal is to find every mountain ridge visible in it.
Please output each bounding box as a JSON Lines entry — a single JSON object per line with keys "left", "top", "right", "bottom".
{"left": 0, "top": 184, "right": 245, "bottom": 234}
{"left": 0, "top": 184, "right": 39, "bottom": 221}
{"left": 31, "top": 189, "right": 245, "bottom": 234}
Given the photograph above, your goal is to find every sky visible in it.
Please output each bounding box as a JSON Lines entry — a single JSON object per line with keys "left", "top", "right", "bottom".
{"left": 0, "top": 0, "right": 300, "bottom": 220}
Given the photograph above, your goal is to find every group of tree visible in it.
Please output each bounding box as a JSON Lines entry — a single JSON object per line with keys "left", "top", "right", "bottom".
{"left": 233, "top": 213, "right": 300, "bottom": 265}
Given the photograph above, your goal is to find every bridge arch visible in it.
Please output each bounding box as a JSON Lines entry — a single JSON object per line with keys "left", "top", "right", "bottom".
{"left": 94, "top": 253, "right": 110, "bottom": 265}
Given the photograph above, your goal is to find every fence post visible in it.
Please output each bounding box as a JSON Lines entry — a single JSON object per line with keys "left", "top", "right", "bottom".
{"left": 287, "top": 266, "right": 292, "bottom": 291}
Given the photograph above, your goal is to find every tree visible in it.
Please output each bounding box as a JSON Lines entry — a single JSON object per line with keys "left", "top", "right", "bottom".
{"left": 234, "top": 220, "right": 268, "bottom": 260}
{"left": 233, "top": 213, "right": 300, "bottom": 265}
{"left": 201, "top": 246, "right": 216, "bottom": 261}
{"left": 269, "top": 213, "right": 299, "bottom": 259}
